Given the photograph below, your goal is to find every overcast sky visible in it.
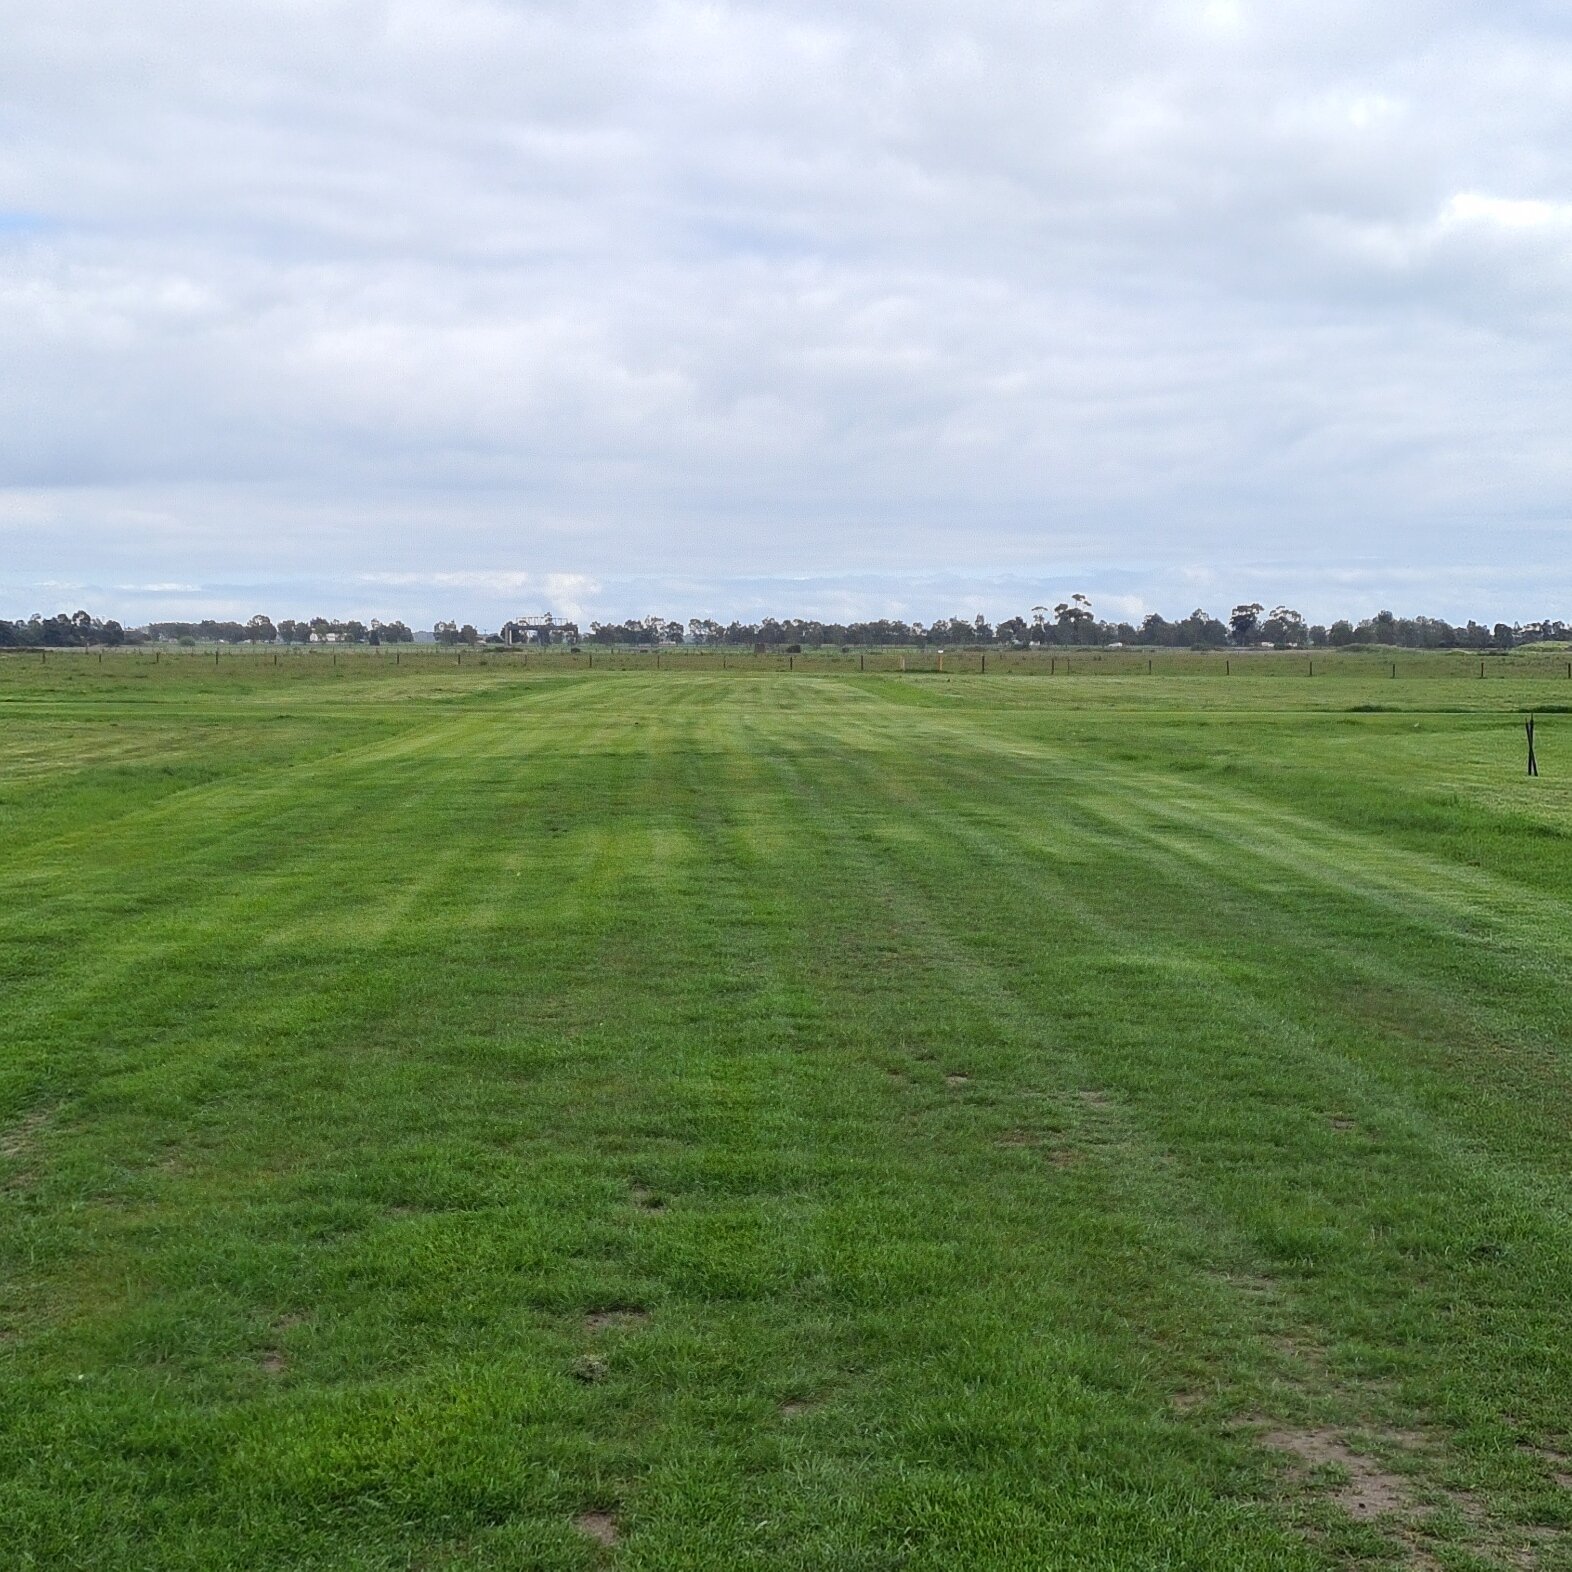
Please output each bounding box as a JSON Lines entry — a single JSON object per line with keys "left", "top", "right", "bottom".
{"left": 3, "top": 1, "right": 1571, "bottom": 629}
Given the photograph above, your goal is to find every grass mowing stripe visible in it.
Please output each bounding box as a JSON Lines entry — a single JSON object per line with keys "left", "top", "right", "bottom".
{"left": 754, "top": 682, "right": 1572, "bottom": 1563}
{"left": 3, "top": 665, "right": 1571, "bottom": 1569}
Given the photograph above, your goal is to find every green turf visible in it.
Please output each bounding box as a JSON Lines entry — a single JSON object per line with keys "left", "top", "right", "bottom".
{"left": 3, "top": 652, "right": 1571, "bottom": 1570}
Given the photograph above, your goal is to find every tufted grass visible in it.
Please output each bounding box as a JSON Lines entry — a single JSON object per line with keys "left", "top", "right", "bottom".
{"left": 2, "top": 652, "right": 1570, "bottom": 1569}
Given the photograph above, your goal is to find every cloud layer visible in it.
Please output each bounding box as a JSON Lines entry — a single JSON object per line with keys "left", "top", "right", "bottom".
{"left": 3, "top": 0, "right": 1571, "bottom": 624}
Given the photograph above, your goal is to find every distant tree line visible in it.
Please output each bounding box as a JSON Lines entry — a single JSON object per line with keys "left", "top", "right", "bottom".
{"left": 0, "top": 610, "right": 129, "bottom": 647}
{"left": 597, "top": 602, "right": 1568, "bottom": 651}
{"left": 144, "top": 616, "right": 415, "bottom": 644}
{"left": 5, "top": 601, "right": 1571, "bottom": 651}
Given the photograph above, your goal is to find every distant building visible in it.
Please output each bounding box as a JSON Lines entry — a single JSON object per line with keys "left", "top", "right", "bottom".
{"left": 501, "top": 614, "right": 578, "bottom": 645}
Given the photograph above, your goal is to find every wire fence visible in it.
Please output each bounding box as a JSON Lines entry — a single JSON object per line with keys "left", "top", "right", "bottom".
{"left": 7, "top": 645, "right": 1572, "bottom": 681}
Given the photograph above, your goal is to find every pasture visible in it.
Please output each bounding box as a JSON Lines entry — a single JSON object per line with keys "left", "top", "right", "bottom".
{"left": 2, "top": 650, "right": 1571, "bottom": 1570}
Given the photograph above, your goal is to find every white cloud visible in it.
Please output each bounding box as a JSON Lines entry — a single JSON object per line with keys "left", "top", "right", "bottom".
{"left": 1, "top": 0, "right": 1571, "bottom": 623}
{"left": 1442, "top": 192, "right": 1572, "bottom": 231}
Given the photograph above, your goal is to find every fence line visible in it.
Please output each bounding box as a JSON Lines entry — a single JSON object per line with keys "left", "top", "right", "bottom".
{"left": 9, "top": 647, "right": 1572, "bottom": 681}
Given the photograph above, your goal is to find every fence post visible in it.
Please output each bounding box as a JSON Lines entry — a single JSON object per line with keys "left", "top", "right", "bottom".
{"left": 981, "top": 654, "right": 986, "bottom": 674}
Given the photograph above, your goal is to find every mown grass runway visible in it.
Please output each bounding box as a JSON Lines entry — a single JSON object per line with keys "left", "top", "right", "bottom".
{"left": 3, "top": 654, "right": 1571, "bottom": 1569}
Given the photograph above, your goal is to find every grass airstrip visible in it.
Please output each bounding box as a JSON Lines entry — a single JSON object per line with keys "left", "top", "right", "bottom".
{"left": 3, "top": 647, "right": 1572, "bottom": 1570}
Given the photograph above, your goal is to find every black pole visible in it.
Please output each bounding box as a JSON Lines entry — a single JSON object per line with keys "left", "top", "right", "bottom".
{"left": 1527, "top": 713, "right": 1539, "bottom": 776}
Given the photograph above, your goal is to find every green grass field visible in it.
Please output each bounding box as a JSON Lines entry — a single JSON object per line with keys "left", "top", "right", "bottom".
{"left": 3, "top": 652, "right": 1571, "bottom": 1570}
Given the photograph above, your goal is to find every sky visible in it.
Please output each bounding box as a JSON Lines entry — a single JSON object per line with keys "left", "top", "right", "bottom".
{"left": 3, "top": 0, "right": 1571, "bottom": 631}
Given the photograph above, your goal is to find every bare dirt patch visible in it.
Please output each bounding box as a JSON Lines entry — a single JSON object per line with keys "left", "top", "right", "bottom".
{"left": 996, "top": 1126, "right": 1083, "bottom": 1167}
{"left": 629, "top": 1186, "right": 665, "bottom": 1211}
{"left": 571, "top": 1354, "right": 608, "bottom": 1384}
{"left": 584, "top": 1308, "right": 649, "bottom": 1334}
{"left": 1520, "top": 1443, "right": 1572, "bottom": 1491}
{"left": 0, "top": 1109, "right": 48, "bottom": 1161}
{"left": 1218, "top": 1271, "right": 1279, "bottom": 1303}
{"left": 260, "top": 1312, "right": 305, "bottom": 1377}
{"left": 1259, "top": 1425, "right": 1413, "bottom": 1520}
{"left": 574, "top": 1510, "right": 620, "bottom": 1548}
{"left": 945, "top": 1072, "right": 971, "bottom": 1086}
{"left": 1329, "top": 1117, "right": 1359, "bottom": 1132}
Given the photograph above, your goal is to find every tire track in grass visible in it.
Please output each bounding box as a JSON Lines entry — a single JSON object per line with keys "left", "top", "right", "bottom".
{"left": 831, "top": 697, "right": 1572, "bottom": 1284}
{"left": 890, "top": 702, "right": 1572, "bottom": 979}
{"left": 806, "top": 699, "right": 1572, "bottom": 1157}
{"left": 484, "top": 682, "right": 1315, "bottom": 1568}
{"left": 722, "top": 699, "right": 1328, "bottom": 1570}
{"left": 752, "top": 691, "right": 1572, "bottom": 1570}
